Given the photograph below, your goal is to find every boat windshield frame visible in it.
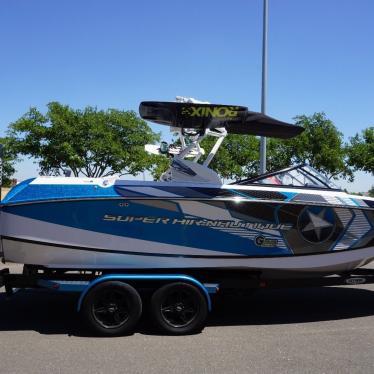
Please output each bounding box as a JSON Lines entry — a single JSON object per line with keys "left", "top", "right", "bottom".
{"left": 234, "top": 164, "right": 341, "bottom": 190}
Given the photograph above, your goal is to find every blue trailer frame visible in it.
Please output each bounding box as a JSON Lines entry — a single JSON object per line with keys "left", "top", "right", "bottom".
{"left": 32, "top": 273, "right": 217, "bottom": 312}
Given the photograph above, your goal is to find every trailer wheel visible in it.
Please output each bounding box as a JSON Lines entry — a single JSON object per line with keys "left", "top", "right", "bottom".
{"left": 151, "top": 282, "right": 208, "bottom": 335}
{"left": 81, "top": 281, "right": 142, "bottom": 336}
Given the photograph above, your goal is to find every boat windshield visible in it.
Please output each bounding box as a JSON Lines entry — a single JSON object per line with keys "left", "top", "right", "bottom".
{"left": 238, "top": 165, "right": 340, "bottom": 189}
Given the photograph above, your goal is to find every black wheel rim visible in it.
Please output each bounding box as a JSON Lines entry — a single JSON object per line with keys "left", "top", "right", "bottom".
{"left": 92, "top": 290, "right": 130, "bottom": 329}
{"left": 160, "top": 289, "right": 199, "bottom": 328}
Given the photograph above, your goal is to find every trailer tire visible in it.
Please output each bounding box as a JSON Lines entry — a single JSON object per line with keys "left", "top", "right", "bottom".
{"left": 151, "top": 282, "right": 208, "bottom": 335}
{"left": 81, "top": 281, "right": 142, "bottom": 336}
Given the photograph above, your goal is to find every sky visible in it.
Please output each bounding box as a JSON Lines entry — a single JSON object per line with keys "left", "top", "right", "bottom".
{"left": 0, "top": 0, "right": 373, "bottom": 191}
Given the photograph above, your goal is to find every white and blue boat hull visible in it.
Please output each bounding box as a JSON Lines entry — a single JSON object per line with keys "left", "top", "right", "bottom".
{"left": 1, "top": 178, "right": 374, "bottom": 278}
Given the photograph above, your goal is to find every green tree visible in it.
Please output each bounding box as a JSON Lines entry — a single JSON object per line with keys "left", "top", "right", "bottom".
{"left": 347, "top": 127, "right": 374, "bottom": 175}
{"left": 8, "top": 102, "right": 160, "bottom": 177}
{"left": 149, "top": 112, "right": 353, "bottom": 182}
{"left": 149, "top": 134, "right": 260, "bottom": 181}
{"left": 149, "top": 154, "right": 171, "bottom": 181}
{"left": 267, "top": 112, "right": 353, "bottom": 181}
{"left": 368, "top": 186, "right": 374, "bottom": 198}
{"left": 200, "top": 134, "right": 259, "bottom": 180}
{"left": 204, "top": 112, "right": 352, "bottom": 181}
{"left": 0, "top": 137, "right": 17, "bottom": 186}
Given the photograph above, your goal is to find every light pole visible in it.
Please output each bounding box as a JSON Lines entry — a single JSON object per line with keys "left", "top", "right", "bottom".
{"left": 259, "top": 0, "right": 268, "bottom": 174}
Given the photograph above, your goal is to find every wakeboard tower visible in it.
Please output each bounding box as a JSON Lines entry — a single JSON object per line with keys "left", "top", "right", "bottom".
{"left": 140, "top": 97, "right": 304, "bottom": 183}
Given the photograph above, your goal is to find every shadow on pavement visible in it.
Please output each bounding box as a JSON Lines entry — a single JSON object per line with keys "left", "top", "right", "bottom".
{"left": 0, "top": 286, "right": 373, "bottom": 336}
{"left": 208, "top": 286, "right": 374, "bottom": 326}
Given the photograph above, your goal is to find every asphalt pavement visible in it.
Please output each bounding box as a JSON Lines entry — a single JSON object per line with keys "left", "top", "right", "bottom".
{"left": 0, "top": 262, "right": 373, "bottom": 374}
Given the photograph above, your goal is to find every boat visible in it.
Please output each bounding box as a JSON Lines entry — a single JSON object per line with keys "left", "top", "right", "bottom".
{"left": 1, "top": 100, "right": 373, "bottom": 279}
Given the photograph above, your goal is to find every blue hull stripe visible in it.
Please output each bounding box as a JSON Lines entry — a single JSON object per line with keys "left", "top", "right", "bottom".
{"left": 3, "top": 199, "right": 291, "bottom": 256}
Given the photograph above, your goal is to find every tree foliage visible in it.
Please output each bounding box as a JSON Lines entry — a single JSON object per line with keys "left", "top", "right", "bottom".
{"left": 7, "top": 102, "right": 160, "bottom": 177}
{"left": 347, "top": 127, "right": 374, "bottom": 175}
{"left": 149, "top": 154, "right": 171, "bottom": 181}
{"left": 149, "top": 134, "right": 260, "bottom": 181}
{"left": 369, "top": 186, "right": 374, "bottom": 198}
{"left": 0, "top": 137, "right": 18, "bottom": 187}
{"left": 233, "top": 112, "right": 353, "bottom": 181}
{"left": 200, "top": 134, "right": 260, "bottom": 180}
{"left": 7, "top": 105, "right": 361, "bottom": 184}
{"left": 203, "top": 112, "right": 353, "bottom": 181}
{"left": 150, "top": 112, "right": 353, "bottom": 182}
{"left": 267, "top": 112, "right": 353, "bottom": 181}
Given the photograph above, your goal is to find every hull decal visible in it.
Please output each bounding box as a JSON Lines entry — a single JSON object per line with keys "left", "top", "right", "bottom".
{"left": 2, "top": 236, "right": 373, "bottom": 259}
{"left": 334, "top": 210, "right": 372, "bottom": 250}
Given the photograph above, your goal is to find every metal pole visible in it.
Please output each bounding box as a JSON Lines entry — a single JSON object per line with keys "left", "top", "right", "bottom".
{"left": 259, "top": 0, "right": 268, "bottom": 174}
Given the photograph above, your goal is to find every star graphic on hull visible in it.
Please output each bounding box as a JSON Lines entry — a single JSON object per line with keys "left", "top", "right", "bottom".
{"left": 301, "top": 208, "right": 333, "bottom": 240}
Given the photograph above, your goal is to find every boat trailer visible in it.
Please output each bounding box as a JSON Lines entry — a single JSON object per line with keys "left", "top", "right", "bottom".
{"left": 1, "top": 267, "right": 374, "bottom": 335}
